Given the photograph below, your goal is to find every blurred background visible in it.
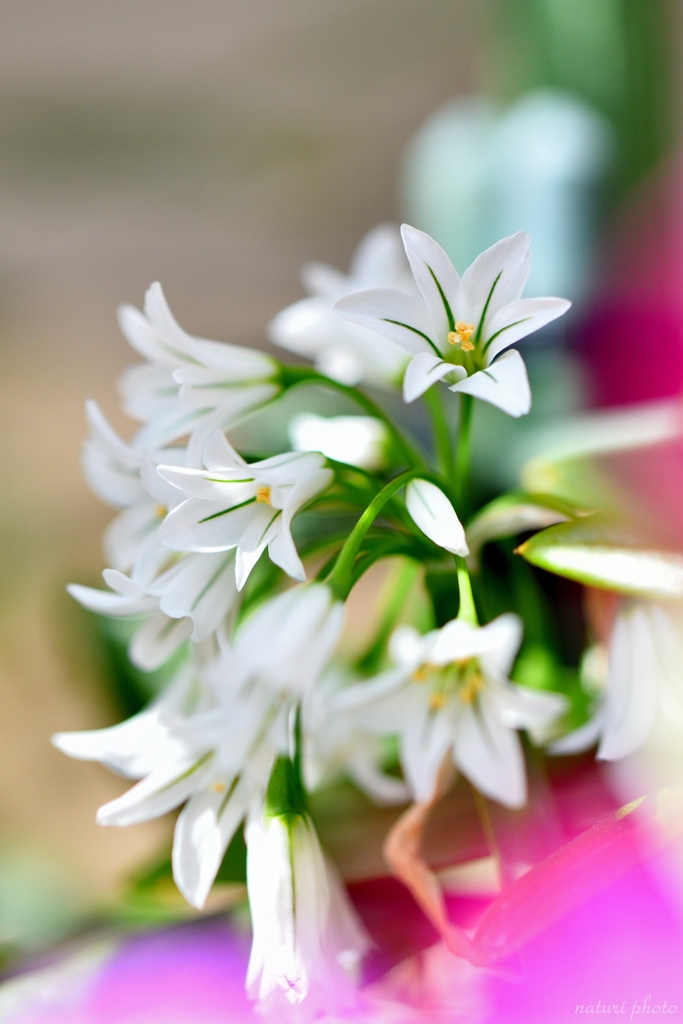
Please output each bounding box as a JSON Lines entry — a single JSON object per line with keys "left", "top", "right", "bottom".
{"left": 0, "top": 0, "right": 682, "bottom": 961}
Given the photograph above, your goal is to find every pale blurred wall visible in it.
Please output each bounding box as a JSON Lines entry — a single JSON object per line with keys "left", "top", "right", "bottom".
{"left": 0, "top": 0, "right": 478, "bottom": 901}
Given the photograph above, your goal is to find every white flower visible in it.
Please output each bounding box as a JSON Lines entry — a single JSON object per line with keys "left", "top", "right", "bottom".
{"left": 289, "top": 412, "right": 389, "bottom": 471}
{"left": 337, "top": 616, "right": 565, "bottom": 807}
{"left": 53, "top": 584, "right": 344, "bottom": 910}
{"left": 405, "top": 478, "right": 469, "bottom": 556}
{"left": 268, "top": 223, "right": 410, "bottom": 387}
{"left": 246, "top": 804, "right": 368, "bottom": 1014}
{"left": 335, "top": 224, "right": 570, "bottom": 416}
{"left": 68, "top": 551, "right": 238, "bottom": 670}
{"left": 550, "top": 599, "right": 683, "bottom": 761}
{"left": 74, "top": 403, "right": 238, "bottom": 668}
{"left": 157, "top": 430, "right": 333, "bottom": 590}
{"left": 81, "top": 400, "right": 186, "bottom": 585}
{"left": 118, "top": 283, "right": 280, "bottom": 459}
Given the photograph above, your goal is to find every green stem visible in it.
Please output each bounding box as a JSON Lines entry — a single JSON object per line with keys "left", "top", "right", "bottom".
{"left": 327, "top": 469, "right": 422, "bottom": 601}
{"left": 455, "top": 554, "right": 478, "bottom": 625}
{"left": 423, "top": 386, "right": 454, "bottom": 487}
{"left": 456, "top": 393, "right": 473, "bottom": 506}
{"left": 278, "top": 365, "right": 425, "bottom": 470}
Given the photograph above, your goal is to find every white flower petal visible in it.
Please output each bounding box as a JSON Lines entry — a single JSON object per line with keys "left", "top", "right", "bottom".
{"left": 406, "top": 478, "right": 468, "bottom": 555}
{"left": 486, "top": 297, "right": 571, "bottom": 361}
{"left": 154, "top": 552, "right": 238, "bottom": 642}
{"left": 67, "top": 581, "right": 158, "bottom": 618}
{"left": 335, "top": 288, "right": 435, "bottom": 356}
{"left": 82, "top": 401, "right": 144, "bottom": 509}
{"left": 388, "top": 624, "right": 428, "bottom": 669}
{"left": 651, "top": 604, "right": 683, "bottom": 725}
{"left": 103, "top": 503, "right": 166, "bottom": 581}
{"left": 132, "top": 402, "right": 206, "bottom": 450}
{"left": 235, "top": 585, "right": 343, "bottom": 695}
{"left": 332, "top": 667, "right": 411, "bottom": 718}
{"left": 96, "top": 752, "right": 215, "bottom": 827}
{"left": 117, "top": 300, "right": 185, "bottom": 368}
{"left": 476, "top": 613, "right": 524, "bottom": 678}
{"left": 400, "top": 224, "right": 465, "bottom": 341}
{"left": 129, "top": 611, "right": 193, "bottom": 671}
{"left": 157, "top": 465, "right": 256, "bottom": 503}
{"left": 138, "top": 449, "right": 186, "bottom": 507}
{"left": 235, "top": 508, "right": 282, "bottom": 590}
{"left": 184, "top": 388, "right": 279, "bottom": 467}
{"left": 450, "top": 349, "right": 531, "bottom": 418}
{"left": 117, "top": 363, "right": 180, "bottom": 425}
{"left": 461, "top": 231, "right": 531, "bottom": 328}
{"left": 401, "top": 703, "right": 454, "bottom": 802}
{"left": 598, "top": 602, "right": 658, "bottom": 760}
{"left": 548, "top": 711, "right": 604, "bottom": 755}
{"left": 454, "top": 693, "right": 527, "bottom": 807}
{"left": 173, "top": 743, "right": 273, "bottom": 909}
{"left": 346, "top": 747, "right": 411, "bottom": 806}
{"left": 202, "top": 430, "right": 248, "bottom": 471}
{"left": 493, "top": 683, "right": 566, "bottom": 730}
{"left": 428, "top": 614, "right": 522, "bottom": 668}
{"left": 403, "top": 352, "right": 458, "bottom": 403}
{"left": 349, "top": 222, "right": 405, "bottom": 286}
{"left": 267, "top": 469, "right": 333, "bottom": 583}
{"left": 300, "top": 263, "right": 349, "bottom": 298}
{"left": 52, "top": 710, "right": 163, "bottom": 778}
{"left": 159, "top": 497, "right": 261, "bottom": 554}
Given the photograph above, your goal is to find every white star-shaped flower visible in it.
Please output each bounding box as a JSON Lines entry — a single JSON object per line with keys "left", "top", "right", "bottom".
{"left": 119, "top": 283, "right": 280, "bottom": 459}
{"left": 53, "top": 584, "right": 345, "bottom": 910}
{"left": 338, "top": 615, "right": 565, "bottom": 807}
{"left": 335, "top": 224, "right": 570, "bottom": 417}
{"left": 157, "top": 431, "right": 333, "bottom": 590}
{"left": 268, "top": 223, "right": 410, "bottom": 387}
{"left": 74, "top": 402, "right": 238, "bottom": 669}
{"left": 81, "top": 399, "right": 186, "bottom": 585}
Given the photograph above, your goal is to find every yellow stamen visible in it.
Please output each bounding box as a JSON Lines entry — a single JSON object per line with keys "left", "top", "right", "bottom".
{"left": 429, "top": 692, "right": 447, "bottom": 710}
{"left": 256, "top": 486, "right": 272, "bottom": 505}
{"left": 155, "top": 505, "right": 167, "bottom": 519}
{"left": 448, "top": 321, "right": 475, "bottom": 352}
{"left": 412, "top": 666, "right": 427, "bottom": 683}
{"left": 211, "top": 781, "right": 227, "bottom": 793}
{"left": 459, "top": 673, "right": 484, "bottom": 704}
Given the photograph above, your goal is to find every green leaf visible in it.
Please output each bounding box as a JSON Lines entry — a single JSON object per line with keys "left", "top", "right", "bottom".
{"left": 517, "top": 517, "right": 683, "bottom": 599}
{"left": 466, "top": 491, "right": 583, "bottom": 569}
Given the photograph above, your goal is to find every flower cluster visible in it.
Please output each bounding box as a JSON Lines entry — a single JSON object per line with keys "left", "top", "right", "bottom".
{"left": 55, "top": 222, "right": 683, "bottom": 1017}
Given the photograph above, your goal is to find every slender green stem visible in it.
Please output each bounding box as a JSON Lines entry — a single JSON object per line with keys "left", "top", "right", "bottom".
{"left": 455, "top": 554, "right": 478, "bottom": 625}
{"left": 327, "top": 470, "right": 422, "bottom": 600}
{"left": 423, "top": 386, "right": 454, "bottom": 487}
{"left": 456, "top": 393, "right": 473, "bottom": 505}
{"left": 278, "top": 365, "right": 425, "bottom": 470}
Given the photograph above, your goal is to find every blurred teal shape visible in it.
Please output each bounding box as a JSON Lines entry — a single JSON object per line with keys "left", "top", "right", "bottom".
{"left": 489, "top": 0, "right": 672, "bottom": 197}
{"left": 0, "top": 848, "right": 84, "bottom": 958}
{"left": 401, "top": 90, "right": 613, "bottom": 304}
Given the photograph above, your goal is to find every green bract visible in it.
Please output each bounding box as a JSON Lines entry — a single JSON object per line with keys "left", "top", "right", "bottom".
{"left": 518, "top": 517, "right": 683, "bottom": 599}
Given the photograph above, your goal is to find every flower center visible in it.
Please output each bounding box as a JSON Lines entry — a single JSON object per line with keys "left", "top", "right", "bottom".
{"left": 155, "top": 504, "right": 167, "bottom": 519}
{"left": 412, "top": 657, "right": 485, "bottom": 708}
{"left": 256, "top": 486, "right": 272, "bottom": 505}
{"left": 448, "top": 321, "right": 475, "bottom": 352}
